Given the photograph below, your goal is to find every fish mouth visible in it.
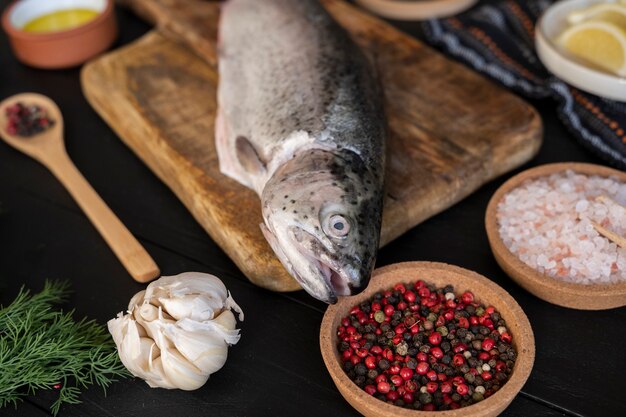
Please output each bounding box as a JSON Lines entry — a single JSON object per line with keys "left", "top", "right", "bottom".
{"left": 289, "top": 226, "right": 356, "bottom": 303}
{"left": 260, "top": 222, "right": 360, "bottom": 304}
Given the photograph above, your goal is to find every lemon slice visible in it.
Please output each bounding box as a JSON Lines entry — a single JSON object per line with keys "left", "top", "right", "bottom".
{"left": 567, "top": 3, "right": 626, "bottom": 27}
{"left": 558, "top": 21, "right": 626, "bottom": 77}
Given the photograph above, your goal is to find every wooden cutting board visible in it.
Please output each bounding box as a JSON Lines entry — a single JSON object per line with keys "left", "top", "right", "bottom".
{"left": 81, "top": 0, "right": 542, "bottom": 292}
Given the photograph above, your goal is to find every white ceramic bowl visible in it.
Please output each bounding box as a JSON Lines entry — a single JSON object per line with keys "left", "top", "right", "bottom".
{"left": 354, "top": 0, "right": 477, "bottom": 20}
{"left": 535, "top": 0, "right": 626, "bottom": 102}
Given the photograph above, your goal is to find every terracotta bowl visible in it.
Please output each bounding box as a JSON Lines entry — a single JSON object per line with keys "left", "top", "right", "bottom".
{"left": 320, "top": 262, "right": 535, "bottom": 417}
{"left": 486, "top": 163, "right": 626, "bottom": 310}
{"left": 354, "top": 0, "right": 478, "bottom": 20}
{"left": 1, "top": 0, "right": 117, "bottom": 69}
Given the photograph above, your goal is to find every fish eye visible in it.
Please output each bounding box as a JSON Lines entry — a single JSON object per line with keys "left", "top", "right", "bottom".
{"left": 325, "top": 214, "right": 350, "bottom": 238}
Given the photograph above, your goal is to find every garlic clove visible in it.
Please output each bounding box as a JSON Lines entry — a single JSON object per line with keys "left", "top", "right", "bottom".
{"left": 127, "top": 290, "right": 146, "bottom": 311}
{"left": 158, "top": 294, "right": 219, "bottom": 322}
{"left": 163, "top": 322, "right": 229, "bottom": 374}
{"left": 159, "top": 335, "right": 208, "bottom": 391}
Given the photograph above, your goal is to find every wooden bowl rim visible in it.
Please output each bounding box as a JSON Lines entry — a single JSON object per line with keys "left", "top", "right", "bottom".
{"left": 320, "top": 261, "right": 535, "bottom": 417}
{"left": 485, "top": 162, "right": 626, "bottom": 307}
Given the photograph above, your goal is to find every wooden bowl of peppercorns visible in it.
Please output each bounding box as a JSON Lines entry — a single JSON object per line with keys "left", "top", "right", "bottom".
{"left": 320, "top": 262, "right": 535, "bottom": 417}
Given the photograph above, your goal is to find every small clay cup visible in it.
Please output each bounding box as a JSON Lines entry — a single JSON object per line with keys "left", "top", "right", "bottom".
{"left": 486, "top": 163, "right": 626, "bottom": 310}
{"left": 320, "top": 262, "right": 535, "bottom": 417}
{"left": 2, "top": 0, "right": 117, "bottom": 69}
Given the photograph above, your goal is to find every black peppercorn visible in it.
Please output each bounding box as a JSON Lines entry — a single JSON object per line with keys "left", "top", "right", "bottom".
{"left": 418, "top": 392, "right": 433, "bottom": 404}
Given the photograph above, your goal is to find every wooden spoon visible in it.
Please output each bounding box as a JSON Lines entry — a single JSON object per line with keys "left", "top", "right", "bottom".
{"left": 0, "top": 93, "right": 159, "bottom": 283}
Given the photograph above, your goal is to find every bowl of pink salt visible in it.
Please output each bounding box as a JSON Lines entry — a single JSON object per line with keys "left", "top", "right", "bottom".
{"left": 486, "top": 163, "right": 626, "bottom": 310}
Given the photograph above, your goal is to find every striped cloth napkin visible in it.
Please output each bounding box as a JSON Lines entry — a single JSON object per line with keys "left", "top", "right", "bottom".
{"left": 422, "top": 0, "right": 626, "bottom": 169}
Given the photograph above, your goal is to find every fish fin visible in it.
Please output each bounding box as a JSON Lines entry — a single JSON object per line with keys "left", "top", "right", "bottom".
{"left": 236, "top": 136, "right": 267, "bottom": 176}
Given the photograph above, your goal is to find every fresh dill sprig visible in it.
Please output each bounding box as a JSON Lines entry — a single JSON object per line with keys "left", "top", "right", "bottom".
{"left": 0, "top": 281, "right": 130, "bottom": 415}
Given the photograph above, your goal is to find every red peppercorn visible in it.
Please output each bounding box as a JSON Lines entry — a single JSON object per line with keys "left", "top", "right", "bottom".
{"left": 386, "top": 390, "right": 399, "bottom": 401}
{"left": 414, "top": 280, "right": 425, "bottom": 289}
{"left": 346, "top": 326, "right": 356, "bottom": 335}
{"left": 350, "top": 355, "right": 361, "bottom": 365}
{"left": 426, "top": 370, "right": 437, "bottom": 381}
{"left": 456, "top": 383, "right": 469, "bottom": 395}
{"left": 428, "top": 331, "right": 442, "bottom": 345}
{"left": 341, "top": 317, "right": 350, "bottom": 327}
{"left": 400, "top": 367, "right": 413, "bottom": 380}
{"left": 440, "top": 381, "right": 453, "bottom": 393}
{"left": 416, "top": 361, "right": 429, "bottom": 375}
{"left": 370, "top": 346, "right": 382, "bottom": 355}
{"left": 384, "top": 304, "right": 394, "bottom": 316}
{"left": 342, "top": 349, "right": 352, "bottom": 361}
{"left": 457, "top": 317, "right": 469, "bottom": 328}
{"left": 397, "top": 301, "right": 407, "bottom": 311}
{"left": 375, "top": 374, "right": 387, "bottom": 384}
{"left": 371, "top": 302, "right": 381, "bottom": 311}
{"left": 356, "top": 348, "right": 369, "bottom": 358}
{"left": 389, "top": 363, "right": 401, "bottom": 375}
{"left": 426, "top": 381, "right": 438, "bottom": 393}
{"left": 450, "top": 402, "right": 461, "bottom": 410}
{"left": 482, "top": 338, "right": 495, "bottom": 351}
{"left": 365, "top": 385, "right": 377, "bottom": 395}
{"left": 452, "top": 376, "right": 465, "bottom": 386}
{"left": 365, "top": 356, "right": 377, "bottom": 369}
{"left": 469, "top": 316, "right": 479, "bottom": 325}
{"left": 437, "top": 373, "right": 447, "bottom": 382}
{"left": 403, "top": 392, "right": 414, "bottom": 404}
{"left": 501, "top": 332, "right": 512, "bottom": 343}
{"left": 383, "top": 348, "right": 394, "bottom": 361}
{"left": 445, "top": 299, "right": 457, "bottom": 309}
{"left": 481, "top": 371, "right": 493, "bottom": 381}
{"left": 390, "top": 374, "right": 404, "bottom": 387}
{"left": 478, "top": 352, "right": 491, "bottom": 361}
{"left": 394, "top": 283, "right": 406, "bottom": 293}
{"left": 417, "top": 352, "right": 428, "bottom": 362}
{"left": 485, "top": 306, "right": 495, "bottom": 315}
{"left": 453, "top": 343, "right": 467, "bottom": 353}
{"left": 444, "top": 310, "right": 455, "bottom": 321}
{"left": 418, "top": 287, "right": 431, "bottom": 298}
{"left": 423, "top": 404, "right": 436, "bottom": 411}
{"left": 404, "top": 291, "right": 416, "bottom": 303}
{"left": 350, "top": 306, "right": 360, "bottom": 315}
{"left": 452, "top": 354, "right": 465, "bottom": 367}
{"left": 430, "top": 347, "right": 443, "bottom": 359}
{"left": 404, "top": 380, "right": 417, "bottom": 392}
{"left": 496, "top": 361, "right": 507, "bottom": 373}
{"left": 461, "top": 291, "right": 474, "bottom": 304}
{"left": 377, "top": 381, "right": 391, "bottom": 394}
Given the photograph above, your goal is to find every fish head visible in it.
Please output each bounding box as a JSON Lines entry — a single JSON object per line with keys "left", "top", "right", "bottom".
{"left": 261, "top": 148, "right": 383, "bottom": 304}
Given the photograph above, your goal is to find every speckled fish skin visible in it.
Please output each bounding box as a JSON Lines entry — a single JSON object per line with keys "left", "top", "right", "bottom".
{"left": 216, "top": 0, "right": 385, "bottom": 303}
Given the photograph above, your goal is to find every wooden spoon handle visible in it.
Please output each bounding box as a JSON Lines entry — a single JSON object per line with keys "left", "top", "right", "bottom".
{"left": 47, "top": 151, "right": 160, "bottom": 283}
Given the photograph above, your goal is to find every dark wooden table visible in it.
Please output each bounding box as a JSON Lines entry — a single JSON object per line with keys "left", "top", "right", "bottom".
{"left": 1, "top": 2, "right": 624, "bottom": 417}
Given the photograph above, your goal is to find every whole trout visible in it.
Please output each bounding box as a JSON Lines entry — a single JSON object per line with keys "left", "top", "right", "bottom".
{"left": 216, "top": 0, "right": 386, "bottom": 303}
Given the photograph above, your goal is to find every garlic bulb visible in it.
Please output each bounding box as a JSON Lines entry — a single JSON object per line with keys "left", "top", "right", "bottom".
{"left": 107, "top": 272, "right": 244, "bottom": 390}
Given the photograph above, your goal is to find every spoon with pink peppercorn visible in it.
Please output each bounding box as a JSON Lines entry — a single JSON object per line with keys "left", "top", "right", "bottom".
{"left": 0, "top": 93, "right": 159, "bottom": 283}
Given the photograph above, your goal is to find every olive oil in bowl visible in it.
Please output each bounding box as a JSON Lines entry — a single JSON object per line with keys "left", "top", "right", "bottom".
{"left": 23, "top": 9, "right": 99, "bottom": 33}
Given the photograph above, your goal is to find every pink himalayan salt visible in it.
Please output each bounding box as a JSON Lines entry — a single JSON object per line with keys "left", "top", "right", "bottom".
{"left": 497, "top": 170, "right": 626, "bottom": 285}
